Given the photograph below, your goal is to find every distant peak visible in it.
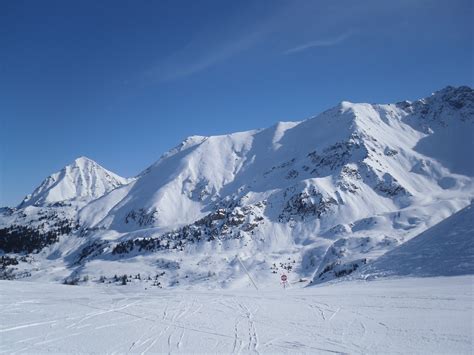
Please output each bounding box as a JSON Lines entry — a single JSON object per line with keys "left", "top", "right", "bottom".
{"left": 18, "top": 155, "right": 129, "bottom": 208}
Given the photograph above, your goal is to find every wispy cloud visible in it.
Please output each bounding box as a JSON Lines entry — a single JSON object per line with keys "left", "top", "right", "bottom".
{"left": 141, "top": 1, "right": 363, "bottom": 84}
{"left": 143, "top": 6, "right": 282, "bottom": 84}
{"left": 148, "top": 29, "right": 268, "bottom": 83}
{"left": 284, "top": 31, "right": 354, "bottom": 55}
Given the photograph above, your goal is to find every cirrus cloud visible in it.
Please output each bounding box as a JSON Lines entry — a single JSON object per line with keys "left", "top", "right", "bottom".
{"left": 284, "top": 31, "right": 355, "bottom": 55}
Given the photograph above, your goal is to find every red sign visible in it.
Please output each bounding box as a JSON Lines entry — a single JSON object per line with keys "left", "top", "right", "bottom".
{"left": 281, "top": 274, "right": 287, "bottom": 282}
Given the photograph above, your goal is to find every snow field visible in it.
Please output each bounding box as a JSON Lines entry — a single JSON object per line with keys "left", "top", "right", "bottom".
{"left": 1, "top": 276, "right": 472, "bottom": 354}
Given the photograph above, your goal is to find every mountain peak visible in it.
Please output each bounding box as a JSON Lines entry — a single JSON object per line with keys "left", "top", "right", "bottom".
{"left": 19, "top": 157, "right": 130, "bottom": 208}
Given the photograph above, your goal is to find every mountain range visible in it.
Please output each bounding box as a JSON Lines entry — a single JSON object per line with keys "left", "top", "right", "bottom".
{"left": 1, "top": 85, "right": 473, "bottom": 288}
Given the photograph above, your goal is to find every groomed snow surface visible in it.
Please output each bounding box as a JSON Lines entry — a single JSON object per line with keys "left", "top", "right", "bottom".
{"left": 1, "top": 276, "right": 472, "bottom": 354}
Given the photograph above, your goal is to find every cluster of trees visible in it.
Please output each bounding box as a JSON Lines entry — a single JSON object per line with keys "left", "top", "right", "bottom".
{"left": 63, "top": 274, "right": 89, "bottom": 285}
{"left": 270, "top": 259, "right": 296, "bottom": 274}
{"left": 112, "top": 233, "right": 189, "bottom": 255}
{"left": 0, "top": 255, "right": 31, "bottom": 280}
{"left": 63, "top": 271, "right": 171, "bottom": 288}
{"left": 1, "top": 225, "right": 58, "bottom": 253}
{"left": 0, "top": 255, "right": 19, "bottom": 267}
{"left": 95, "top": 272, "right": 165, "bottom": 287}
{"left": 75, "top": 240, "right": 108, "bottom": 264}
{"left": 0, "top": 218, "right": 76, "bottom": 254}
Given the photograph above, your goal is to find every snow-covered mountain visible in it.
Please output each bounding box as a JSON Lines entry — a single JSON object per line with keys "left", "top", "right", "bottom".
{"left": 1, "top": 86, "right": 473, "bottom": 288}
{"left": 0, "top": 157, "right": 130, "bottom": 257}
{"left": 19, "top": 156, "right": 131, "bottom": 208}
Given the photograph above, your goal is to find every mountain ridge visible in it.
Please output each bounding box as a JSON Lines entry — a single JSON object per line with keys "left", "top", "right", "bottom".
{"left": 1, "top": 85, "right": 473, "bottom": 288}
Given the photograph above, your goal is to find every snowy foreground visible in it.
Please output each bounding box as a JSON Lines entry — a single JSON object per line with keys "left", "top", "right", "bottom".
{"left": 1, "top": 277, "right": 472, "bottom": 354}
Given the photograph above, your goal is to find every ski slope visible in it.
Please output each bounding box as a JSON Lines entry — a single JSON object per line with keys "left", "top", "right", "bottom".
{"left": 0, "top": 276, "right": 472, "bottom": 354}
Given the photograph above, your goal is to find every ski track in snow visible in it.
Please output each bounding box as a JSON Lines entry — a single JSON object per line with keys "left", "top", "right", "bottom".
{"left": 0, "top": 276, "right": 472, "bottom": 354}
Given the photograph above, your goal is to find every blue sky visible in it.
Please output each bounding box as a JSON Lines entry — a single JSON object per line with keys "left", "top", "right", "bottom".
{"left": 1, "top": 0, "right": 472, "bottom": 206}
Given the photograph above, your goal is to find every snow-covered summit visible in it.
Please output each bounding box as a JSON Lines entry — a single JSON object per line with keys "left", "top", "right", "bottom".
{"left": 19, "top": 156, "right": 130, "bottom": 208}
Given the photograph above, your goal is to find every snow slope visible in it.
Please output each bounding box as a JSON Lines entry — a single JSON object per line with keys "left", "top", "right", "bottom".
{"left": 0, "top": 276, "right": 472, "bottom": 354}
{"left": 358, "top": 201, "right": 474, "bottom": 278}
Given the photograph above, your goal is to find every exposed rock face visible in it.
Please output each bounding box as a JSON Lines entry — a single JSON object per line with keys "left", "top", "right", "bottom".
{"left": 125, "top": 208, "right": 158, "bottom": 227}
{"left": 112, "top": 202, "right": 266, "bottom": 256}
{"left": 279, "top": 187, "right": 338, "bottom": 222}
